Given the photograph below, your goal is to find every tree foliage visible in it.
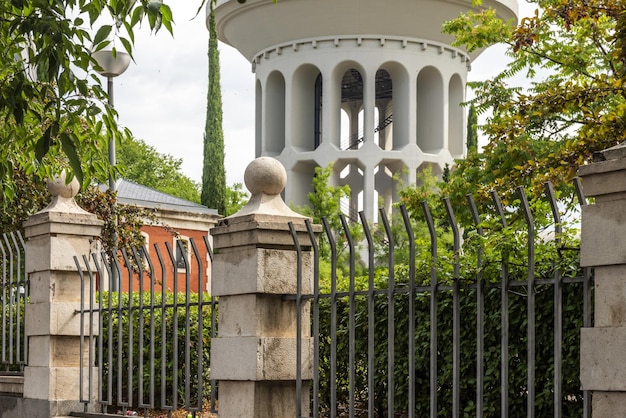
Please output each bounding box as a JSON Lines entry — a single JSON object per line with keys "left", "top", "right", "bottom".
{"left": 442, "top": 0, "right": 626, "bottom": 208}
{"left": 0, "top": 130, "right": 209, "bottom": 255}
{"left": 466, "top": 103, "right": 478, "bottom": 152}
{"left": 224, "top": 182, "right": 248, "bottom": 216}
{"left": 0, "top": 1, "right": 173, "bottom": 201}
{"left": 201, "top": 1, "right": 226, "bottom": 215}
{"left": 117, "top": 137, "right": 201, "bottom": 203}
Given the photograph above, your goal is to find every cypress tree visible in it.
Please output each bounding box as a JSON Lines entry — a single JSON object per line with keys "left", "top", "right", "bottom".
{"left": 466, "top": 103, "right": 478, "bottom": 153}
{"left": 201, "top": 1, "right": 227, "bottom": 214}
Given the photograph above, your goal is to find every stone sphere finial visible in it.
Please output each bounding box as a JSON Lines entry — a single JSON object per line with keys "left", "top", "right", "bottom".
{"left": 47, "top": 172, "right": 80, "bottom": 199}
{"left": 244, "top": 157, "right": 287, "bottom": 196}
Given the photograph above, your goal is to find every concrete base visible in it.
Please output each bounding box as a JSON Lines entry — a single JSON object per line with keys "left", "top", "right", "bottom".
{"left": 0, "top": 375, "right": 24, "bottom": 396}
{"left": 218, "top": 380, "right": 310, "bottom": 418}
{"left": 0, "top": 397, "right": 86, "bottom": 418}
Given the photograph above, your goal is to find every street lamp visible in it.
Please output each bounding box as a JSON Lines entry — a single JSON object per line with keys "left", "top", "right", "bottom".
{"left": 92, "top": 49, "right": 131, "bottom": 192}
{"left": 92, "top": 49, "right": 130, "bottom": 292}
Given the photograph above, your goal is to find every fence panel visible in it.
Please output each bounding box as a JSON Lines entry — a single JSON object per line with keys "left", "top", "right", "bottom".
{"left": 73, "top": 237, "right": 217, "bottom": 417}
{"left": 0, "top": 231, "right": 28, "bottom": 374}
{"left": 295, "top": 183, "right": 593, "bottom": 418}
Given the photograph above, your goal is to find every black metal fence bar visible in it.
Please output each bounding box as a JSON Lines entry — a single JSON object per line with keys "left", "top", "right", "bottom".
{"left": 359, "top": 212, "right": 375, "bottom": 418}
{"left": 0, "top": 231, "right": 27, "bottom": 373}
{"left": 468, "top": 194, "right": 485, "bottom": 417}
{"left": 380, "top": 210, "right": 395, "bottom": 418}
{"left": 422, "top": 201, "right": 438, "bottom": 418}
{"left": 400, "top": 206, "right": 417, "bottom": 418}
{"left": 492, "top": 191, "right": 510, "bottom": 417}
{"left": 295, "top": 181, "right": 592, "bottom": 418}
{"left": 202, "top": 235, "right": 218, "bottom": 415}
{"left": 443, "top": 198, "right": 461, "bottom": 417}
{"left": 305, "top": 219, "right": 321, "bottom": 418}
{"left": 323, "top": 217, "right": 338, "bottom": 418}
{"left": 291, "top": 222, "right": 304, "bottom": 418}
{"left": 546, "top": 182, "right": 563, "bottom": 418}
{"left": 519, "top": 187, "right": 536, "bottom": 418}
{"left": 76, "top": 254, "right": 93, "bottom": 411}
{"left": 341, "top": 214, "right": 357, "bottom": 418}
{"left": 74, "top": 237, "right": 216, "bottom": 416}
{"left": 574, "top": 177, "right": 593, "bottom": 418}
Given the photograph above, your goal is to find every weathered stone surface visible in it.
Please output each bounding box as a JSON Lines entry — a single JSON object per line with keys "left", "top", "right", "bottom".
{"left": 211, "top": 219, "right": 316, "bottom": 250}
{"left": 591, "top": 392, "right": 626, "bottom": 418}
{"left": 581, "top": 201, "right": 626, "bottom": 267}
{"left": 593, "top": 265, "right": 626, "bottom": 327}
{"left": 0, "top": 398, "right": 87, "bottom": 418}
{"left": 27, "top": 270, "right": 86, "bottom": 304}
{"left": 218, "top": 294, "right": 310, "bottom": 338}
{"left": 217, "top": 381, "right": 310, "bottom": 418}
{"left": 581, "top": 327, "right": 626, "bottom": 391}
{"left": 19, "top": 178, "right": 103, "bottom": 416}
{"left": 211, "top": 336, "right": 313, "bottom": 381}
{"left": 210, "top": 157, "right": 317, "bottom": 418}
{"left": 23, "top": 366, "right": 92, "bottom": 401}
{"left": 578, "top": 154, "right": 626, "bottom": 202}
{"left": 27, "top": 336, "right": 92, "bottom": 368}
{"left": 26, "top": 301, "right": 96, "bottom": 337}
{"left": 212, "top": 247, "right": 313, "bottom": 295}
{"left": 0, "top": 376, "right": 24, "bottom": 395}
{"left": 245, "top": 156, "right": 287, "bottom": 196}
{"left": 25, "top": 233, "right": 100, "bottom": 274}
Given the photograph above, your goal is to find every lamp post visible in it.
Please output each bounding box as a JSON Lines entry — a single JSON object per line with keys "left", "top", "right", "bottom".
{"left": 92, "top": 49, "right": 131, "bottom": 291}
{"left": 92, "top": 49, "right": 131, "bottom": 191}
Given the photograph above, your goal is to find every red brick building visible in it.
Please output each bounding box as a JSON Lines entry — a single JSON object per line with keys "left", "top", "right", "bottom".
{"left": 114, "top": 179, "right": 221, "bottom": 294}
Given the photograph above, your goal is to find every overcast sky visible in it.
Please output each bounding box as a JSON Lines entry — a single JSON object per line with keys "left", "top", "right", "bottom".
{"left": 112, "top": 1, "right": 536, "bottom": 188}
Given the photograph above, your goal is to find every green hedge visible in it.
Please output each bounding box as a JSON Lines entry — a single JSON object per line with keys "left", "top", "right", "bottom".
{"left": 314, "top": 217, "right": 587, "bottom": 416}
{"left": 98, "top": 292, "right": 214, "bottom": 410}
{"left": 316, "top": 282, "right": 586, "bottom": 417}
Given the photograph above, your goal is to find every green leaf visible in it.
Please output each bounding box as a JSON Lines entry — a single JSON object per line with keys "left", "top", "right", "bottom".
{"left": 160, "top": 4, "right": 173, "bottom": 35}
{"left": 93, "top": 24, "right": 112, "bottom": 47}
{"left": 60, "top": 132, "right": 84, "bottom": 187}
{"left": 119, "top": 37, "right": 133, "bottom": 57}
{"left": 35, "top": 126, "right": 52, "bottom": 162}
{"left": 130, "top": 5, "right": 144, "bottom": 27}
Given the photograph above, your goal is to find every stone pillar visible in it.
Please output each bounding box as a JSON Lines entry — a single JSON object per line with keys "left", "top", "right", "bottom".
{"left": 579, "top": 143, "right": 626, "bottom": 416}
{"left": 210, "top": 157, "right": 317, "bottom": 417}
{"left": 21, "top": 174, "right": 103, "bottom": 417}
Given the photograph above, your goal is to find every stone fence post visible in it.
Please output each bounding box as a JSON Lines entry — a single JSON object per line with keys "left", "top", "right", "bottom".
{"left": 18, "top": 175, "right": 103, "bottom": 417}
{"left": 579, "top": 143, "right": 626, "bottom": 416}
{"left": 210, "top": 157, "right": 318, "bottom": 417}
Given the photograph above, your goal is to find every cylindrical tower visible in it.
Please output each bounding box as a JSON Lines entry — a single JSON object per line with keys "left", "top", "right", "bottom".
{"left": 211, "top": 0, "right": 518, "bottom": 220}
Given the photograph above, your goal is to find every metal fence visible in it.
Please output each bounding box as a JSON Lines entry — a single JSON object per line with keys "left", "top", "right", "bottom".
{"left": 292, "top": 181, "right": 592, "bottom": 418}
{"left": 2, "top": 181, "right": 594, "bottom": 417}
{"left": 73, "top": 237, "right": 217, "bottom": 417}
{"left": 0, "top": 231, "right": 28, "bottom": 375}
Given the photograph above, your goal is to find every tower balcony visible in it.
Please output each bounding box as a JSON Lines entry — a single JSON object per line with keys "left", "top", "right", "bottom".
{"left": 211, "top": 0, "right": 518, "bottom": 62}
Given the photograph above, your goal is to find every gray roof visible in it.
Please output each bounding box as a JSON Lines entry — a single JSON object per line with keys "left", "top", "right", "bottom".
{"left": 110, "top": 179, "right": 219, "bottom": 215}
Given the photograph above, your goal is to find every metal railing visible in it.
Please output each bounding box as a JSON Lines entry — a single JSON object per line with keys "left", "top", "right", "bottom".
{"left": 340, "top": 110, "right": 393, "bottom": 150}
{"left": 292, "top": 181, "right": 592, "bottom": 417}
{"left": 73, "top": 236, "right": 217, "bottom": 417}
{"left": 0, "top": 231, "right": 28, "bottom": 374}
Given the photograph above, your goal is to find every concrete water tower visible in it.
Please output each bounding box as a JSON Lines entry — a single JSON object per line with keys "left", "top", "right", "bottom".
{"left": 211, "top": 0, "right": 518, "bottom": 220}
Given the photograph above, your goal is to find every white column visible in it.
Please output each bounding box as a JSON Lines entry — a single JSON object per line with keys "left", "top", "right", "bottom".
{"left": 362, "top": 165, "right": 376, "bottom": 221}
{"left": 362, "top": 68, "right": 375, "bottom": 144}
